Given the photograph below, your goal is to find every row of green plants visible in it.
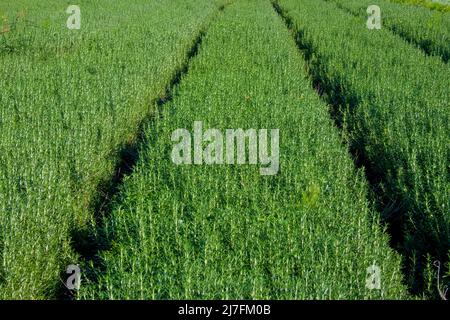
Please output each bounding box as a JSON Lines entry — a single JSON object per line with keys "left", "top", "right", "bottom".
{"left": 327, "top": 0, "right": 450, "bottom": 62}
{"left": 276, "top": 0, "right": 449, "bottom": 297}
{"left": 80, "top": 0, "right": 407, "bottom": 299}
{"left": 0, "top": 0, "right": 224, "bottom": 299}
{"left": 389, "top": 0, "right": 450, "bottom": 12}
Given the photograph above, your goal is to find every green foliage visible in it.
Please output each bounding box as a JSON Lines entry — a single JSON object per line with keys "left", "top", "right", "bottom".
{"left": 389, "top": 0, "right": 450, "bottom": 13}
{"left": 328, "top": 0, "right": 450, "bottom": 62}
{"left": 1, "top": 0, "right": 446, "bottom": 300}
{"left": 0, "top": 0, "right": 222, "bottom": 299}
{"left": 80, "top": 0, "right": 407, "bottom": 299}
{"left": 276, "top": 0, "right": 449, "bottom": 297}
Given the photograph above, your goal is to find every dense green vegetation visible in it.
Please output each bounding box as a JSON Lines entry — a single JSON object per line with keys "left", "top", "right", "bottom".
{"left": 276, "top": 0, "right": 449, "bottom": 296}
{"left": 0, "top": 0, "right": 224, "bottom": 299}
{"left": 1, "top": 0, "right": 447, "bottom": 300}
{"left": 327, "top": 0, "right": 450, "bottom": 62}
{"left": 389, "top": 0, "right": 450, "bottom": 12}
{"left": 80, "top": 0, "right": 407, "bottom": 300}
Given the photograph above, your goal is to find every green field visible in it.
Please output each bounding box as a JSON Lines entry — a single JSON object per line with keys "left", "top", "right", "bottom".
{"left": 275, "top": 0, "right": 449, "bottom": 297}
{"left": 0, "top": 0, "right": 448, "bottom": 300}
{"left": 327, "top": 0, "right": 450, "bottom": 62}
{"left": 389, "top": 0, "right": 450, "bottom": 12}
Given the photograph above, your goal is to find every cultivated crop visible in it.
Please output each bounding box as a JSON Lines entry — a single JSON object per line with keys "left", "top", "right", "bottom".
{"left": 79, "top": 0, "right": 406, "bottom": 300}
{"left": 0, "top": 0, "right": 225, "bottom": 299}
{"left": 0, "top": 0, "right": 447, "bottom": 301}
{"left": 389, "top": 0, "right": 450, "bottom": 12}
{"left": 276, "top": 0, "right": 449, "bottom": 297}
{"left": 327, "top": 0, "right": 450, "bottom": 62}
